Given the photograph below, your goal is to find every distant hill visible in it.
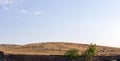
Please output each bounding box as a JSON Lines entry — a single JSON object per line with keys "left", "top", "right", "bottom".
{"left": 0, "top": 42, "right": 120, "bottom": 56}
{"left": 0, "top": 44, "right": 19, "bottom": 48}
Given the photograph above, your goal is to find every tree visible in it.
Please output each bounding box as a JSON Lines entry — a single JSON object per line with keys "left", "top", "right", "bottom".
{"left": 82, "top": 43, "right": 97, "bottom": 61}
{"left": 64, "top": 49, "right": 79, "bottom": 61}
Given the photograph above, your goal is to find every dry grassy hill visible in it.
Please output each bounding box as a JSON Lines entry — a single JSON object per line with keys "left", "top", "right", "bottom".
{"left": 0, "top": 42, "right": 120, "bottom": 56}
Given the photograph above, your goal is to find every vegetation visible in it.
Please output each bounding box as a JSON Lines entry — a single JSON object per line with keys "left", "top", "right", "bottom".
{"left": 64, "top": 49, "right": 79, "bottom": 61}
{"left": 0, "top": 42, "right": 119, "bottom": 55}
{"left": 82, "top": 43, "right": 97, "bottom": 61}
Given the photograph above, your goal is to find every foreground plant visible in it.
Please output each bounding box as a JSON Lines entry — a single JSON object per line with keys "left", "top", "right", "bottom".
{"left": 64, "top": 49, "right": 79, "bottom": 61}
{"left": 82, "top": 43, "right": 97, "bottom": 61}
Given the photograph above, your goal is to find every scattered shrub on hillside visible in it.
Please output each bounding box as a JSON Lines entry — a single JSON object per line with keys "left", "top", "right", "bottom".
{"left": 81, "top": 43, "right": 97, "bottom": 61}
{"left": 64, "top": 49, "right": 79, "bottom": 59}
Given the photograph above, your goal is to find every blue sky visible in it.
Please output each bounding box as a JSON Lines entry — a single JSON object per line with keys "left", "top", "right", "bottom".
{"left": 0, "top": 0, "right": 120, "bottom": 47}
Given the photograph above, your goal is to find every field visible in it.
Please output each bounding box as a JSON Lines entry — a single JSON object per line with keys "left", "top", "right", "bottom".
{"left": 0, "top": 42, "right": 120, "bottom": 56}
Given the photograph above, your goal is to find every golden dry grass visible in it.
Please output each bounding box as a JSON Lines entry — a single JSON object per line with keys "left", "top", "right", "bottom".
{"left": 0, "top": 42, "right": 120, "bottom": 56}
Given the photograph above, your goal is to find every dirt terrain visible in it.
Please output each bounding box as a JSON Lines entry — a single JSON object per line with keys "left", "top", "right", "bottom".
{"left": 0, "top": 42, "right": 120, "bottom": 56}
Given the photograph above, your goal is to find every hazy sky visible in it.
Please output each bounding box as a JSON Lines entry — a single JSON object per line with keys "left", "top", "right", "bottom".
{"left": 0, "top": 0, "right": 120, "bottom": 47}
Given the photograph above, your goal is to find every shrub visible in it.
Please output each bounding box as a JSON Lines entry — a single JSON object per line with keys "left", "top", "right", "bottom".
{"left": 64, "top": 49, "right": 79, "bottom": 59}
{"left": 82, "top": 43, "right": 97, "bottom": 61}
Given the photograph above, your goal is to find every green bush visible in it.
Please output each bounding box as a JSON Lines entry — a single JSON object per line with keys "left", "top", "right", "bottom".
{"left": 82, "top": 43, "right": 97, "bottom": 61}
{"left": 64, "top": 49, "right": 79, "bottom": 59}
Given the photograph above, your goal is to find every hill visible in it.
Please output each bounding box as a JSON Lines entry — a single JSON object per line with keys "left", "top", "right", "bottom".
{"left": 0, "top": 42, "right": 120, "bottom": 56}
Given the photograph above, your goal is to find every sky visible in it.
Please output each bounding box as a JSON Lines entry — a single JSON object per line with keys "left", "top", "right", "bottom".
{"left": 0, "top": 0, "right": 120, "bottom": 47}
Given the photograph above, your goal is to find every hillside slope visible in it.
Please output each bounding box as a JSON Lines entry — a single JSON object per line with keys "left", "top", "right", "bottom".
{"left": 0, "top": 42, "right": 120, "bottom": 56}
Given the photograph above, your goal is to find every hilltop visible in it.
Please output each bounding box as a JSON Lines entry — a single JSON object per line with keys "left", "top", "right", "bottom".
{"left": 0, "top": 42, "right": 120, "bottom": 56}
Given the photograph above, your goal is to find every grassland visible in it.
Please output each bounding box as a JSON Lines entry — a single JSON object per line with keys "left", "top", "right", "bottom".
{"left": 0, "top": 42, "right": 120, "bottom": 56}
